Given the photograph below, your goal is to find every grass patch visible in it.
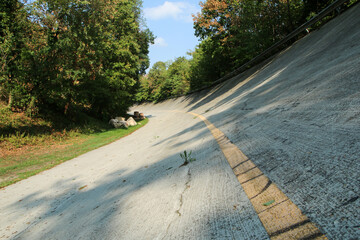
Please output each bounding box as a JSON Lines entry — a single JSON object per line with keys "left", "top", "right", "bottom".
{"left": 0, "top": 110, "right": 149, "bottom": 188}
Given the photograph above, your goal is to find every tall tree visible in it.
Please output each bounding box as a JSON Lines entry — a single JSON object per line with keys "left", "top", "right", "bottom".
{"left": 21, "top": 0, "right": 154, "bottom": 118}
{"left": 192, "top": 0, "right": 305, "bottom": 82}
{"left": 0, "top": 0, "right": 32, "bottom": 110}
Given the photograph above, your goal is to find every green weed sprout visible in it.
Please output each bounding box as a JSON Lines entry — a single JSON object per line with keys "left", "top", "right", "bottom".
{"left": 180, "top": 150, "right": 196, "bottom": 166}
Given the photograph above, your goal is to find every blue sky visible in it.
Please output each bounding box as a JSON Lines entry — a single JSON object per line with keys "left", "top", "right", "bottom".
{"left": 142, "top": 0, "right": 201, "bottom": 70}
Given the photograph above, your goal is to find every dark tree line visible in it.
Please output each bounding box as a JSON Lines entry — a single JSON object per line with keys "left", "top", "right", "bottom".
{"left": 0, "top": 0, "right": 154, "bottom": 119}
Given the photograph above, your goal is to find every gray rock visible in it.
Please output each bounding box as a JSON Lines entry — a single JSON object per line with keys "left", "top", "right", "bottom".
{"left": 116, "top": 121, "right": 129, "bottom": 129}
{"left": 109, "top": 119, "right": 119, "bottom": 127}
{"left": 109, "top": 119, "right": 128, "bottom": 129}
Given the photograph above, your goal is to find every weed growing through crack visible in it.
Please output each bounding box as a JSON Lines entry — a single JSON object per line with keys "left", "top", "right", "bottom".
{"left": 180, "top": 150, "right": 196, "bottom": 167}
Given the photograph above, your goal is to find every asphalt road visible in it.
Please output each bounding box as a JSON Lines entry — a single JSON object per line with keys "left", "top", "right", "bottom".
{"left": 1, "top": 3, "right": 359, "bottom": 240}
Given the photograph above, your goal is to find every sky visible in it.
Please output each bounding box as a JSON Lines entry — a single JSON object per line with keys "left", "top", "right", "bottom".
{"left": 142, "top": 0, "right": 202, "bottom": 70}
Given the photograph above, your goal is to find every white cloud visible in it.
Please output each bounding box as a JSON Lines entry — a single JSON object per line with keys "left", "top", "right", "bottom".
{"left": 144, "top": 1, "right": 199, "bottom": 22}
{"left": 153, "top": 37, "right": 168, "bottom": 47}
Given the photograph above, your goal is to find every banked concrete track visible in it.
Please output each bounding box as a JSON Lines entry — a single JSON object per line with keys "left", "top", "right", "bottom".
{"left": 1, "top": 4, "right": 359, "bottom": 240}
{"left": 133, "top": 4, "right": 360, "bottom": 239}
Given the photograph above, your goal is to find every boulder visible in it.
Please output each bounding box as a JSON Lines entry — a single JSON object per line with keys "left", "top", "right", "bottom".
{"left": 115, "top": 121, "right": 129, "bottom": 129}
{"left": 109, "top": 119, "right": 118, "bottom": 127}
{"left": 116, "top": 117, "right": 125, "bottom": 121}
{"left": 126, "top": 117, "right": 137, "bottom": 126}
{"left": 109, "top": 119, "right": 128, "bottom": 129}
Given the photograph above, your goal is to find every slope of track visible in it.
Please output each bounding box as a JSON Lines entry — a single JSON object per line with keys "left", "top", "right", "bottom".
{"left": 134, "top": 4, "right": 360, "bottom": 239}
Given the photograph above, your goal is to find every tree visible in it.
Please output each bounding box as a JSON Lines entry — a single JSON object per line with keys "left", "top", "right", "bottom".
{"left": 188, "top": 38, "right": 224, "bottom": 90}
{"left": 166, "top": 57, "right": 190, "bottom": 96}
{"left": 193, "top": 0, "right": 305, "bottom": 82}
{"left": 8, "top": 0, "right": 154, "bottom": 119}
{"left": 0, "top": 0, "right": 33, "bottom": 110}
{"left": 135, "top": 57, "right": 192, "bottom": 102}
{"left": 146, "top": 61, "right": 168, "bottom": 101}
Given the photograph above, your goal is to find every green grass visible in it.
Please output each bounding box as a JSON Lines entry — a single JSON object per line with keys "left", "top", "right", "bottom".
{"left": 0, "top": 118, "right": 149, "bottom": 188}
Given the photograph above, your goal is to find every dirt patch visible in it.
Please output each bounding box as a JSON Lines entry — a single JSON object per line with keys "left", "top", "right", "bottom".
{"left": 0, "top": 136, "right": 87, "bottom": 186}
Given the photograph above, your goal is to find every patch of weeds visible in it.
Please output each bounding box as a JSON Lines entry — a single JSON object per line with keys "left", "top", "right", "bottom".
{"left": 179, "top": 150, "right": 196, "bottom": 167}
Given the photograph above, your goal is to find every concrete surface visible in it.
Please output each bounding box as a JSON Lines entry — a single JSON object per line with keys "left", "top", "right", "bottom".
{"left": 133, "top": 4, "right": 360, "bottom": 239}
{"left": 1, "top": 3, "right": 360, "bottom": 240}
{"left": 0, "top": 110, "right": 268, "bottom": 239}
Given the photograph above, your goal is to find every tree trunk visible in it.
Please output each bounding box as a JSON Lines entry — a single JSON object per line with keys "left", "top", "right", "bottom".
{"left": 287, "top": 0, "right": 294, "bottom": 32}
{"left": 7, "top": 91, "right": 14, "bottom": 109}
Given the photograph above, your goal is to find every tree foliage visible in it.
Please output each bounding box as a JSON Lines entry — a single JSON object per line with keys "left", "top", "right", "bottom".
{"left": 135, "top": 0, "right": 355, "bottom": 102}
{"left": 136, "top": 57, "right": 191, "bottom": 102}
{"left": 3, "top": 0, "right": 352, "bottom": 108}
{"left": 0, "top": 0, "right": 153, "bottom": 119}
{"left": 193, "top": 0, "right": 305, "bottom": 73}
{"left": 0, "top": 0, "right": 32, "bottom": 110}
{"left": 186, "top": 0, "right": 351, "bottom": 90}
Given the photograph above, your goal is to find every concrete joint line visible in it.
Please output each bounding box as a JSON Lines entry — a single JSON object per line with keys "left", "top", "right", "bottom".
{"left": 188, "top": 112, "right": 327, "bottom": 240}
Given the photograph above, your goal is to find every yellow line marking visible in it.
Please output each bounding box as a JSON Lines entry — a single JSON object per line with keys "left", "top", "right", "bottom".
{"left": 188, "top": 112, "right": 327, "bottom": 240}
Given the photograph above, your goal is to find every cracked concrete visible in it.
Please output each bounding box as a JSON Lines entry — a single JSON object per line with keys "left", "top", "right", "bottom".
{"left": 132, "top": 4, "right": 360, "bottom": 239}
{"left": 0, "top": 110, "right": 268, "bottom": 239}
{"left": 176, "top": 168, "right": 192, "bottom": 217}
{"left": 163, "top": 168, "right": 192, "bottom": 239}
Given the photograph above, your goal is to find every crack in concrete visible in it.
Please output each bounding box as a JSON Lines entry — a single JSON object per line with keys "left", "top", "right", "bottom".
{"left": 177, "top": 168, "right": 192, "bottom": 216}
{"left": 162, "top": 167, "right": 192, "bottom": 239}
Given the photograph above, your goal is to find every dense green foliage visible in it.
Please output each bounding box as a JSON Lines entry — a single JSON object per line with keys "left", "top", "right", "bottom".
{"left": 137, "top": 0, "right": 356, "bottom": 102}
{"left": 1, "top": 0, "right": 355, "bottom": 106}
{"left": 190, "top": 0, "right": 336, "bottom": 88}
{"left": 136, "top": 57, "right": 191, "bottom": 102}
{"left": 0, "top": 0, "right": 153, "bottom": 119}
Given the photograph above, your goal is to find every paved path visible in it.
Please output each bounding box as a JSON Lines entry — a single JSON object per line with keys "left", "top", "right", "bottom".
{"left": 1, "top": 4, "right": 360, "bottom": 240}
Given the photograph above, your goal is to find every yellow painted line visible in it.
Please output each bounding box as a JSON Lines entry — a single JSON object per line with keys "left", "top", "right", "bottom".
{"left": 188, "top": 112, "right": 327, "bottom": 240}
